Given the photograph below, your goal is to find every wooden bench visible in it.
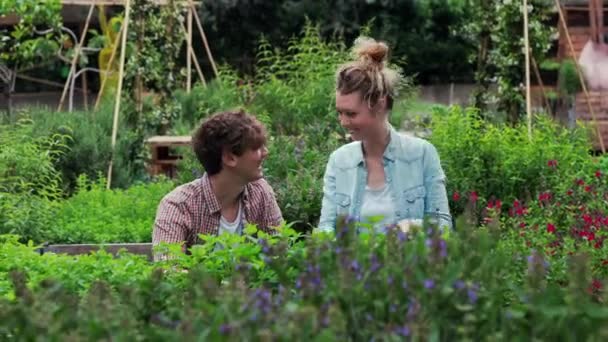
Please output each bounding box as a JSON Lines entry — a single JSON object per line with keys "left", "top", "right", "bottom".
{"left": 38, "top": 243, "right": 154, "bottom": 261}
{"left": 145, "top": 135, "right": 192, "bottom": 178}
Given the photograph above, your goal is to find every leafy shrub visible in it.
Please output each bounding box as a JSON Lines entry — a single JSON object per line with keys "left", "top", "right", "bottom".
{"left": 499, "top": 167, "right": 608, "bottom": 281}
{"left": 1, "top": 220, "right": 607, "bottom": 339}
{"left": 47, "top": 175, "right": 175, "bottom": 244}
{"left": 0, "top": 120, "right": 65, "bottom": 242}
{"left": 14, "top": 104, "right": 145, "bottom": 191}
{"left": 429, "top": 106, "right": 595, "bottom": 217}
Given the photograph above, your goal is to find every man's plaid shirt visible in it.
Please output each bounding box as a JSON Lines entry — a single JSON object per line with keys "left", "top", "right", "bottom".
{"left": 152, "top": 173, "right": 283, "bottom": 250}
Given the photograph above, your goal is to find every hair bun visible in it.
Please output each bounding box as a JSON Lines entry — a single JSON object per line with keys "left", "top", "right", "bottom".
{"left": 352, "top": 37, "right": 388, "bottom": 65}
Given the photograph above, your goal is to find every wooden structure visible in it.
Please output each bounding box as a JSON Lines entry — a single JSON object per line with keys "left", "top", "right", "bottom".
{"left": 146, "top": 135, "right": 192, "bottom": 177}
{"left": 38, "top": 243, "right": 154, "bottom": 260}
{"left": 557, "top": 0, "right": 608, "bottom": 151}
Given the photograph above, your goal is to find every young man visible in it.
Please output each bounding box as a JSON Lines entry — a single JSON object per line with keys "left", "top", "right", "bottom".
{"left": 152, "top": 110, "right": 283, "bottom": 258}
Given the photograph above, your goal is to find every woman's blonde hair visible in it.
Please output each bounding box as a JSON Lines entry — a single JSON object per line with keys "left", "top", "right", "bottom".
{"left": 336, "top": 37, "right": 402, "bottom": 110}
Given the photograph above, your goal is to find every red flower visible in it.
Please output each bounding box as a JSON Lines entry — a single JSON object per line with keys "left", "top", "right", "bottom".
{"left": 546, "top": 223, "right": 556, "bottom": 234}
{"left": 588, "top": 279, "right": 602, "bottom": 294}
{"left": 567, "top": 189, "right": 574, "bottom": 196}
{"left": 538, "top": 192, "right": 551, "bottom": 201}
{"left": 452, "top": 192, "right": 460, "bottom": 201}
{"left": 469, "top": 191, "right": 478, "bottom": 203}
{"left": 487, "top": 199, "right": 502, "bottom": 210}
{"left": 576, "top": 179, "right": 585, "bottom": 186}
{"left": 594, "top": 239, "right": 603, "bottom": 249}
{"left": 583, "top": 214, "right": 593, "bottom": 225}
{"left": 547, "top": 159, "right": 558, "bottom": 168}
{"left": 596, "top": 170, "right": 602, "bottom": 178}
{"left": 519, "top": 222, "right": 526, "bottom": 229}
{"left": 584, "top": 185, "right": 592, "bottom": 193}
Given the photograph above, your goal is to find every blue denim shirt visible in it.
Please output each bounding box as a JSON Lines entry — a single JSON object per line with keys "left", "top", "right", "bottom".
{"left": 318, "top": 127, "right": 452, "bottom": 232}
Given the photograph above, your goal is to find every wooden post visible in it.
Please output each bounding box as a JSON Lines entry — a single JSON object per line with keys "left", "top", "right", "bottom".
{"left": 189, "top": 0, "right": 219, "bottom": 78}
{"left": 187, "top": 4, "right": 192, "bottom": 92}
{"left": 57, "top": 5, "right": 95, "bottom": 112}
{"left": 107, "top": 0, "right": 132, "bottom": 189}
{"left": 523, "top": 0, "right": 532, "bottom": 140}
{"left": 93, "top": 23, "right": 124, "bottom": 111}
{"left": 180, "top": 22, "right": 206, "bottom": 87}
{"left": 555, "top": 0, "right": 606, "bottom": 153}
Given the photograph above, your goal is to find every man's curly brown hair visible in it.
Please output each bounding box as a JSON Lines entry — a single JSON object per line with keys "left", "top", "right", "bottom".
{"left": 192, "top": 110, "right": 267, "bottom": 175}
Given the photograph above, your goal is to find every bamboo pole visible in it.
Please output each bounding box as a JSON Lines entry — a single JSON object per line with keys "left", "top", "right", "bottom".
{"left": 189, "top": 0, "right": 219, "bottom": 78}
{"left": 94, "top": 23, "right": 125, "bottom": 111}
{"left": 107, "top": 0, "right": 131, "bottom": 189}
{"left": 187, "top": 5, "right": 192, "bottom": 92}
{"left": 180, "top": 22, "right": 206, "bottom": 87}
{"left": 523, "top": 0, "right": 532, "bottom": 140}
{"left": 57, "top": 5, "right": 95, "bottom": 112}
{"left": 555, "top": 0, "right": 606, "bottom": 153}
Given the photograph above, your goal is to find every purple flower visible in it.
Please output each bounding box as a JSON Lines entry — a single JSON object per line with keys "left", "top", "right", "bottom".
{"left": 350, "top": 260, "right": 361, "bottom": 273}
{"left": 258, "top": 238, "right": 270, "bottom": 254}
{"left": 397, "top": 230, "right": 407, "bottom": 242}
{"left": 369, "top": 254, "right": 382, "bottom": 273}
{"left": 219, "top": 324, "right": 232, "bottom": 334}
{"left": 453, "top": 280, "right": 466, "bottom": 290}
{"left": 439, "top": 239, "right": 447, "bottom": 258}
{"left": 395, "top": 325, "right": 410, "bottom": 337}
{"left": 407, "top": 299, "right": 420, "bottom": 319}
{"left": 424, "top": 279, "right": 435, "bottom": 290}
{"left": 467, "top": 288, "right": 478, "bottom": 304}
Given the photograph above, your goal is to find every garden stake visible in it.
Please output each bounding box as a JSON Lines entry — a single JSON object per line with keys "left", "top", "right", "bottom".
{"left": 180, "top": 22, "right": 207, "bottom": 87}
{"left": 187, "top": 5, "right": 192, "bottom": 92}
{"left": 523, "top": 0, "right": 532, "bottom": 140}
{"left": 189, "top": 0, "right": 219, "bottom": 78}
{"left": 57, "top": 5, "right": 95, "bottom": 112}
{"left": 107, "top": 0, "right": 132, "bottom": 189}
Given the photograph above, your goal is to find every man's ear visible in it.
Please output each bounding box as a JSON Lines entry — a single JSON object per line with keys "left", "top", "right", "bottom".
{"left": 222, "top": 148, "right": 238, "bottom": 168}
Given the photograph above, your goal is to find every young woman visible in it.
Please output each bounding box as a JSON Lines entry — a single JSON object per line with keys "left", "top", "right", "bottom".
{"left": 318, "top": 37, "right": 451, "bottom": 233}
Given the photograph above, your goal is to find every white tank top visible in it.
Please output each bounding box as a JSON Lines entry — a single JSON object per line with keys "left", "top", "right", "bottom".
{"left": 359, "top": 183, "right": 395, "bottom": 232}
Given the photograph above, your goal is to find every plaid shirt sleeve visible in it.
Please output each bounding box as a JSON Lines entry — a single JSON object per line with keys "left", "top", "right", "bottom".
{"left": 152, "top": 189, "right": 193, "bottom": 247}
{"left": 261, "top": 179, "right": 283, "bottom": 228}
{"left": 248, "top": 178, "right": 283, "bottom": 234}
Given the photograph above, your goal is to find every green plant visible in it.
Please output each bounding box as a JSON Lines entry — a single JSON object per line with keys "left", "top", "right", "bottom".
{"left": 47, "top": 175, "right": 175, "bottom": 244}
{"left": 0, "top": 120, "right": 65, "bottom": 242}
{"left": 559, "top": 59, "right": 581, "bottom": 96}
{"left": 429, "top": 106, "right": 594, "bottom": 217}
{"left": 465, "top": 0, "right": 554, "bottom": 122}
{"left": 15, "top": 104, "right": 146, "bottom": 191}
{"left": 2, "top": 219, "right": 608, "bottom": 339}
{"left": 0, "top": 0, "right": 62, "bottom": 69}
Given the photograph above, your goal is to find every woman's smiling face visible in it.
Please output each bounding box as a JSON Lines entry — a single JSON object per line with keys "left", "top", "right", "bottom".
{"left": 335, "top": 91, "right": 385, "bottom": 141}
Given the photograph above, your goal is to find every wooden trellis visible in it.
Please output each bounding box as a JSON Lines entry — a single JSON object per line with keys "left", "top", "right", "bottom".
{"left": 51, "top": 0, "right": 218, "bottom": 188}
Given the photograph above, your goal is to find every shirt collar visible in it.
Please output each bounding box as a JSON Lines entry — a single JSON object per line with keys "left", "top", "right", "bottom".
{"left": 201, "top": 173, "right": 250, "bottom": 214}
{"left": 356, "top": 124, "right": 398, "bottom": 165}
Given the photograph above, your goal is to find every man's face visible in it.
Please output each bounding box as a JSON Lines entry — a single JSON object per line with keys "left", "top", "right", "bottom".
{"left": 226, "top": 145, "right": 269, "bottom": 183}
